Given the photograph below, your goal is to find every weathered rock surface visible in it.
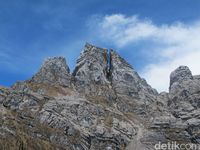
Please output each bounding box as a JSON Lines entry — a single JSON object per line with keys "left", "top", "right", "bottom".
{"left": 73, "top": 43, "right": 109, "bottom": 86}
{"left": 31, "top": 56, "right": 71, "bottom": 87}
{"left": 110, "top": 50, "right": 158, "bottom": 116}
{"left": 12, "top": 57, "right": 72, "bottom": 96}
{"left": 1, "top": 43, "right": 200, "bottom": 150}
{"left": 170, "top": 66, "right": 193, "bottom": 89}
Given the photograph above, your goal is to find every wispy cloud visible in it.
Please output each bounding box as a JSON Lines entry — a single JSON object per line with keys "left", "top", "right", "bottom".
{"left": 91, "top": 14, "right": 200, "bottom": 92}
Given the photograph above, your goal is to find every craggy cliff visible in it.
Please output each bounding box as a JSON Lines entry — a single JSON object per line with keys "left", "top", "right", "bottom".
{"left": 1, "top": 43, "right": 200, "bottom": 150}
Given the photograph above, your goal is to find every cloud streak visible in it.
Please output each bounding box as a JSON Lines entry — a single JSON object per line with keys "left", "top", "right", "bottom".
{"left": 93, "top": 14, "right": 200, "bottom": 92}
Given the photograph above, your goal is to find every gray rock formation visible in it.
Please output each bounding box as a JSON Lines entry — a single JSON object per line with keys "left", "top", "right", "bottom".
{"left": 170, "top": 66, "right": 193, "bottom": 89}
{"left": 1, "top": 43, "right": 200, "bottom": 150}
{"left": 110, "top": 50, "right": 157, "bottom": 97}
{"left": 12, "top": 57, "right": 72, "bottom": 96}
{"left": 72, "top": 43, "right": 116, "bottom": 107}
{"left": 31, "top": 56, "right": 71, "bottom": 87}
{"left": 73, "top": 43, "right": 109, "bottom": 86}
{"left": 110, "top": 50, "right": 158, "bottom": 116}
{"left": 143, "top": 65, "right": 200, "bottom": 149}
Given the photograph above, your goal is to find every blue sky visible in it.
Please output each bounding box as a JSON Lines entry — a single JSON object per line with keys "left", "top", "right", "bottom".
{"left": 1, "top": 0, "right": 200, "bottom": 92}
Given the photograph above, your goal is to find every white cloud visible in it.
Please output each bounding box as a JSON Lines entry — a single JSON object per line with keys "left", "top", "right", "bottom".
{"left": 142, "top": 51, "right": 200, "bottom": 92}
{"left": 94, "top": 14, "right": 200, "bottom": 92}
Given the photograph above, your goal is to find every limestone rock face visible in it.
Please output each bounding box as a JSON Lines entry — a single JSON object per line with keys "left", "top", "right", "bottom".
{"left": 1, "top": 43, "right": 200, "bottom": 150}
{"left": 72, "top": 43, "right": 116, "bottom": 106}
{"left": 31, "top": 56, "right": 71, "bottom": 87}
{"left": 110, "top": 49, "right": 141, "bottom": 96}
{"left": 110, "top": 50, "right": 158, "bottom": 96}
{"left": 73, "top": 43, "right": 109, "bottom": 86}
{"left": 110, "top": 50, "right": 158, "bottom": 115}
{"left": 166, "top": 66, "right": 200, "bottom": 144}
{"left": 12, "top": 56, "right": 72, "bottom": 96}
{"left": 170, "top": 66, "right": 193, "bottom": 89}
{"left": 146, "top": 66, "right": 200, "bottom": 148}
{"left": 38, "top": 94, "right": 137, "bottom": 149}
{"left": 169, "top": 66, "right": 200, "bottom": 111}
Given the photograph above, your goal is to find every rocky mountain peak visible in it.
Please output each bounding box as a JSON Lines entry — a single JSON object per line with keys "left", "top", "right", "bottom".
{"left": 31, "top": 56, "right": 71, "bottom": 87}
{"left": 170, "top": 65, "right": 193, "bottom": 88}
{"left": 82, "top": 42, "right": 107, "bottom": 54}
{"left": 110, "top": 49, "right": 157, "bottom": 96}
{"left": 1, "top": 43, "right": 200, "bottom": 150}
{"left": 110, "top": 49, "right": 133, "bottom": 70}
{"left": 73, "top": 43, "right": 109, "bottom": 86}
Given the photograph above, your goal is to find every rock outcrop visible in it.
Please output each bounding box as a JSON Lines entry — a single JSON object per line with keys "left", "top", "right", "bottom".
{"left": 141, "top": 65, "right": 200, "bottom": 149}
{"left": 169, "top": 66, "right": 193, "bottom": 89}
{"left": 73, "top": 43, "right": 109, "bottom": 86}
{"left": 12, "top": 57, "right": 72, "bottom": 96}
{"left": 110, "top": 50, "right": 158, "bottom": 116}
{"left": 1, "top": 43, "right": 200, "bottom": 150}
{"left": 31, "top": 56, "right": 71, "bottom": 87}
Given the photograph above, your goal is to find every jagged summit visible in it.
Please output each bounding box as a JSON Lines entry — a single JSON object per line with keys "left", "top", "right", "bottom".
{"left": 73, "top": 43, "right": 109, "bottom": 86}
{"left": 110, "top": 49, "right": 133, "bottom": 70}
{"left": 2, "top": 43, "right": 200, "bottom": 150}
{"left": 83, "top": 42, "right": 107, "bottom": 52}
{"left": 13, "top": 43, "right": 196, "bottom": 96}
{"left": 111, "top": 49, "right": 156, "bottom": 92}
{"left": 31, "top": 56, "right": 71, "bottom": 87}
{"left": 170, "top": 65, "right": 193, "bottom": 88}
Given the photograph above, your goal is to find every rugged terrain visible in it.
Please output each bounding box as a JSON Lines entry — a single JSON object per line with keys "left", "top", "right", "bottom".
{"left": 0, "top": 43, "right": 200, "bottom": 150}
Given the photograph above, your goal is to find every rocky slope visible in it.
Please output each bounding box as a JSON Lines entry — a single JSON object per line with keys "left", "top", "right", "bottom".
{"left": 1, "top": 43, "right": 200, "bottom": 150}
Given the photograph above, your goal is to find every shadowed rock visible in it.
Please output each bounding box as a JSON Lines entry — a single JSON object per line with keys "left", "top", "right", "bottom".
{"left": 31, "top": 56, "right": 71, "bottom": 87}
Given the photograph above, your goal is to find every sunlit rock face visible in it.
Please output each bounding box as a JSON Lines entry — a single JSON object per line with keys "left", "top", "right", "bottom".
{"left": 110, "top": 50, "right": 158, "bottom": 116}
{"left": 169, "top": 66, "right": 193, "bottom": 89}
{"left": 1, "top": 43, "right": 200, "bottom": 150}
{"left": 73, "top": 43, "right": 109, "bottom": 86}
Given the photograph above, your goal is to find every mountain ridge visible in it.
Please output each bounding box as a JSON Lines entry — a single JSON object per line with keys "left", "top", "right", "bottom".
{"left": 1, "top": 43, "right": 200, "bottom": 150}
